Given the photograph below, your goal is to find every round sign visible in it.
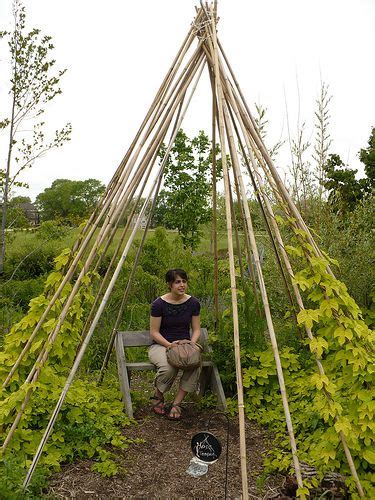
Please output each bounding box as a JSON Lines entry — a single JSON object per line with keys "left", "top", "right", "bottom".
{"left": 191, "top": 431, "right": 222, "bottom": 463}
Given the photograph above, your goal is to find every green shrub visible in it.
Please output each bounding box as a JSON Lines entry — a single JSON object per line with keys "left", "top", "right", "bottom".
{"left": 4, "top": 241, "right": 62, "bottom": 279}
{"left": 210, "top": 283, "right": 267, "bottom": 394}
{"left": 318, "top": 198, "right": 374, "bottom": 309}
{"left": 36, "top": 220, "right": 70, "bottom": 241}
{"left": 0, "top": 277, "right": 45, "bottom": 311}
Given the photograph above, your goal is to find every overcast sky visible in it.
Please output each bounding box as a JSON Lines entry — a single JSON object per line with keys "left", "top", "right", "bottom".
{"left": 0, "top": 0, "right": 374, "bottom": 201}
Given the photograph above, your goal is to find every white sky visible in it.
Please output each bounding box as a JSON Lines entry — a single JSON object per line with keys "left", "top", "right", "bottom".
{"left": 0, "top": 0, "right": 374, "bottom": 201}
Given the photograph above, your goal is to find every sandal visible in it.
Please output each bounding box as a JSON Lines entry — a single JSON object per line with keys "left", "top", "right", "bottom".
{"left": 150, "top": 395, "right": 165, "bottom": 416}
{"left": 168, "top": 404, "right": 182, "bottom": 421}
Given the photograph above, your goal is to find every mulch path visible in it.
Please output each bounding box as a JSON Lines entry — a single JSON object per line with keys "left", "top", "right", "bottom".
{"left": 44, "top": 370, "right": 349, "bottom": 499}
{"left": 46, "top": 373, "right": 288, "bottom": 499}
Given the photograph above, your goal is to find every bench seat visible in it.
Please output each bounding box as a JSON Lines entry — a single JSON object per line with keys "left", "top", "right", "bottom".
{"left": 115, "top": 328, "right": 226, "bottom": 418}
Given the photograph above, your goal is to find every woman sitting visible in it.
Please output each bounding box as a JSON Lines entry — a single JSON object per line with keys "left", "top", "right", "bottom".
{"left": 149, "top": 268, "right": 201, "bottom": 420}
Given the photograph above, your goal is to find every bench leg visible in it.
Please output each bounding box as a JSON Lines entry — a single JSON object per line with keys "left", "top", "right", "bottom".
{"left": 209, "top": 365, "right": 227, "bottom": 411}
{"left": 115, "top": 334, "right": 133, "bottom": 418}
{"left": 197, "top": 366, "right": 212, "bottom": 397}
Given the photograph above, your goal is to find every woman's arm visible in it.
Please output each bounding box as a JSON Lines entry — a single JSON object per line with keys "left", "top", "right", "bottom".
{"left": 150, "top": 315, "right": 171, "bottom": 348}
{"left": 190, "top": 315, "right": 201, "bottom": 344}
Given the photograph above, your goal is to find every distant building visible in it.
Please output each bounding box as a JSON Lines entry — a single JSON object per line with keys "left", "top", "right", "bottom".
{"left": 18, "top": 202, "right": 40, "bottom": 226}
{"left": 131, "top": 214, "right": 147, "bottom": 230}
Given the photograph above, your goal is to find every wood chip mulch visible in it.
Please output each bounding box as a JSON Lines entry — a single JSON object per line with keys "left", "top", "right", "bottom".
{"left": 45, "top": 374, "right": 347, "bottom": 499}
{"left": 46, "top": 402, "right": 287, "bottom": 499}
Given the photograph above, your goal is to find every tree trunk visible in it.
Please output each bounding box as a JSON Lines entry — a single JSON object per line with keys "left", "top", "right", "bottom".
{"left": 0, "top": 92, "right": 16, "bottom": 274}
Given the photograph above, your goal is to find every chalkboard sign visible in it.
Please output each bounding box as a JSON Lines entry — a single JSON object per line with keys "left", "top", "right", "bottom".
{"left": 191, "top": 431, "right": 222, "bottom": 463}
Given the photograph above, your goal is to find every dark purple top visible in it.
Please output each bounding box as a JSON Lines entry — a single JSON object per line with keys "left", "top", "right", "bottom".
{"left": 150, "top": 296, "right": 201, "bottom": 343}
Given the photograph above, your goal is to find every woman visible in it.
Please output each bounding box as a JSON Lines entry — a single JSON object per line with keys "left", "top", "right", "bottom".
{"left": 149, "top": 268, "right": 201, "bottom": 420}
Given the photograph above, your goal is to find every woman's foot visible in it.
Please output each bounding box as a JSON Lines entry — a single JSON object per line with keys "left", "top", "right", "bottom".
{"left": 168, "top": 404, "right": 182, "bottom": 420}
{"left": 150, "top": 394, "right": 165, "bottom": 416}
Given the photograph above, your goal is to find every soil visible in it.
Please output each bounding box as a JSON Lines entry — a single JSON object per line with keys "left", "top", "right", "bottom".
{"left": 46, "top": 373, "right": 285, "bottom": 499}
{"left": 47, "top": 404, "right": 286, "bottom": 499}
{"left": 45, "top": 374, "right": 346, "bottom": 499}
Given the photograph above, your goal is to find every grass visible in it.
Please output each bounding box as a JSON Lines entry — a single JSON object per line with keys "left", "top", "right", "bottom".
{"left": 6, "top": 225, "right": 231, "bottom": 258}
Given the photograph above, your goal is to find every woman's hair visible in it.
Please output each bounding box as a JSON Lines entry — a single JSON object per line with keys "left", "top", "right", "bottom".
{"left": 165, "top": 268, "right": 188, "bottom": 284}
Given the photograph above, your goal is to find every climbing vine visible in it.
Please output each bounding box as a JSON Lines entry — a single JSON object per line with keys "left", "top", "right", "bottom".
{"left": 243, "top": 218, "right": 374, "bottom": 498}
{"left": 0, "top": 249, "right": 132, "bottom": 494}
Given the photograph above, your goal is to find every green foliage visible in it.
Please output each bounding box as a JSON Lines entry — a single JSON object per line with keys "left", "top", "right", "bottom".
{"left": 0, "top": 277, "right": 44, "bottom": 311}
{"left": 153, "top": 130, "right": 220, "bottom": 249}
{"left": 0, "top": 249, "right": 132, "bottom": 492}
{"left": 318, "top": 197, "right": 374, "bottom": 309}
{"left": 6, "top": 207, "right": 29, "bottom": 230}
{"left": 35, "top": 178, "right": 105, "bottom": 224}
{"left": 36, "top": 220, "right": 70, "bottom": 241}
{"left": 6, "top": 197, "right": 34, "bottom": 230}
{"left": 0, "top": 455, "right": 49, "bottom": 498}
{"left": 246, "top": 219, "right": 375, "bottom": 497}
{"left": 359, "top": 127, "right": 375, "bottom": 189}
{"left": 0, "top": 301, "right": 24, "bottom": 348}
{"left": 323, "top": 147, "right": 373, "bottom": 215}
{"left": 3, "top": 241, "right": 61, "bottom": 279}
{"left": 243, "top": 342, "right": 374, "bottom": 498}
{"left": 210, "top": 282, "right": 267, "bottom": 394}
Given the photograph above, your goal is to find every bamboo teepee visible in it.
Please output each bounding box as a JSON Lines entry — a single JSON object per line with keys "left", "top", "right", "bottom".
{"left": 0, "top": 3, "right": 366, "bottom": 497}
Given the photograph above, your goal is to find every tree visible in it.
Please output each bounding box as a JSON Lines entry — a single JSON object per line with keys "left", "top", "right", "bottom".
{"left": 359, "top": 127, "right": 375, "bottom": 192}
{"left": 35, "top": 178, "right": 105, "bottom": 223}
{"left": 153, "top": 130, "right": 217, "bottom": 250}
{"left": 323, "top": 128, "right": 374, "bottom": 215}
{"left": 0, "top": 0, "right": 71, "bottom": 273}
{"left": 7, "top": 195, "right": 31, "bottom": 229}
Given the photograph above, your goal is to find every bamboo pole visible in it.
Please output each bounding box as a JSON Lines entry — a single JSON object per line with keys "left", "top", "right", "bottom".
{"left": 84, "top": 97, "right": 188, "bottom": 340}
{"left": 226, "top": 103, "right": 298, "bottom": 327}
{"left": 217, "top": 41, "right": 335, "bottom": 275}
{"left": 22, "top": 60, "right": 207, "bottom": 485}
{"left": 228, "top": 171, "right": 245, "bottom": 283}
{"left": 2, "top": 50, "right": 207, "bottom": 450}
{"left": 203, "top": 34, "right": 263, "bottom": 316}
{"left": 3, "top": 41, "right": 206, "bottom": 376}
{"left": 212, "top": 53, "right": 303, "bottom": 485}
{"left": 23, "top": 181, "right": 160, "bottom": 490}
{"left": 98, "top": 62, "right": 205, "bottom": 380}
{"left": 206, "top": 43, "right": 300, "bottom": 319}
{"left": 1, "top": 32, "right": 206, "bottom": 392}
{"left": 203, "top": 15, "right": 265, "bottom": 320}
{"left": 92, "top": 40, "right": 206, "bottom": 274}
{"left": 216, "top": 38, "right": 364, "bottom": 497}
{"left": 206, "top": 6, "right": 249, "bottom": 498}
{"left": 209, "top": 68, "right": 219, "bottom": 331}
{"left": 79, "top": 147, "right": 162, "bottom": 349}
{"left": 222, "top": 103, "right": 262, "bottom": 316}
{"left": 222, "top": 98, "right": 303, "bottom": 489}
{"left": 107, "top": 7, "right": 204, "bottom": 190}
{"left": 97, "top": 111, "right": 191, "bottom": 372}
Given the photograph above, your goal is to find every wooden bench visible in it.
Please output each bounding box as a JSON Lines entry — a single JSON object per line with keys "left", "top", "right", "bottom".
{"left": 115, "top": 328, "right": 226, "bottom": 418}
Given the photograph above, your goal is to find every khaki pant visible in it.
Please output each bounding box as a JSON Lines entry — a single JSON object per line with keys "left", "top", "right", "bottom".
{"left": 148, "top": 344, "right": 201, "bottom": 393}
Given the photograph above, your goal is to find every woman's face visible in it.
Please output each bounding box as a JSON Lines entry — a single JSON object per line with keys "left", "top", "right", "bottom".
{"left": 169, "top": 275, "right": 188, "bottom": 296}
